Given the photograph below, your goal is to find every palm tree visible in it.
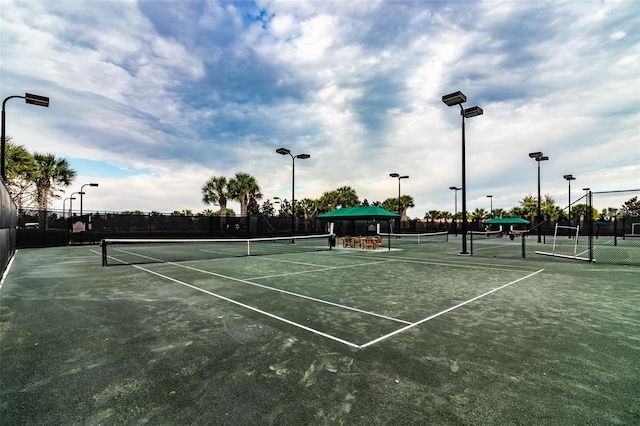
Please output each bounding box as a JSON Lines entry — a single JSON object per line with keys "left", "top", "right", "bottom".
{"left": 229, "top": 172, "right": 262, "bottom": 216}
{"left": 398, "top": 194, "right": 415, "bottom": 224}
{"left": 4, "top": 138, "right": 36, "bottom": 207}
{"left": 202, "top": 176, "right": 230, "bottom": 216}
{"left": 202, "top": 175, "right": 231, "bottom": 231}
{"left": 32, "top": 153, "right": 76, "bottom": 229}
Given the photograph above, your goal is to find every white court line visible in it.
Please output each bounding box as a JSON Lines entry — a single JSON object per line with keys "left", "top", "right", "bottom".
{"left": 171, "top": 262, "right": 412, "bottom": 324}
{"left": 107, "top": 248, "right": 406, "bottom": 323}
{"left": 101, "top": 248, "right": 545, "bottom": 348}
{"left": 0, "top": 250, "right": 18, "bottom": 287}
{"left": 132, "top": 264, "right": 361, "bottom": 349}
{"left": 359, "top": 268, "right": 545, "bottom": 349}
{"left": 339, "top": 252, "right": 540, "bottom": 272}
{"left": 247, "top": 260, "right": 392, "bottom": 280}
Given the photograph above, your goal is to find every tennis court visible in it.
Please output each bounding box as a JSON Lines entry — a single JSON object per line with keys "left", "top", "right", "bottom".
{"left": 1, "top": 237, "right": 638, "bottom": 424}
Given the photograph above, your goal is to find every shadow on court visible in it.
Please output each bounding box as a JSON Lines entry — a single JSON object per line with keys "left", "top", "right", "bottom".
{"left": 1, "top": 244, "right": 638, "bottom": 425}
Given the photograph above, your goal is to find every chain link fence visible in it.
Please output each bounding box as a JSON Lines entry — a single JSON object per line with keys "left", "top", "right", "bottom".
{"left": 587, "top": 189, "right": 640, "bottom": 265}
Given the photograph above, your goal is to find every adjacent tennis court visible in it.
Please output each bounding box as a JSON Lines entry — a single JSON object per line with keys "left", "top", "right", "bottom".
{"left": 1, "top": 237, "right": 638, "bottom": 424}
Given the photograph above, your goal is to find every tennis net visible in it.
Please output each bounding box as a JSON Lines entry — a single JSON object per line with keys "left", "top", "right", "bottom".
{"left": 101, "top": 234, "right": 333, "bottom": 266}
{"left": 467, "top": 230, "right": 503, "bottom": 240}
{"left": 381, "top": 231, "right": 449, "bottom": 246}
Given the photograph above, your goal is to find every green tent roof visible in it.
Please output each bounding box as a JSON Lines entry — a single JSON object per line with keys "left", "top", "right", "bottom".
{"left": 318, "top": 206, "right": 399, "bottom": 221}
{"left": 484, "top": 217, "right": 530, "bottom": 224}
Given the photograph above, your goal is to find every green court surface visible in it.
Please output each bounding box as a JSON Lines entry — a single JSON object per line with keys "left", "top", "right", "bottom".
{"left": 1, "top": 238, "right": 638, "bottom": 425}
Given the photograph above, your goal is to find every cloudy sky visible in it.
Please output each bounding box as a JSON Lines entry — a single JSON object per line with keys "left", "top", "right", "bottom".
{"left": 1, "top": 0, "right": 638, "bottom": 217}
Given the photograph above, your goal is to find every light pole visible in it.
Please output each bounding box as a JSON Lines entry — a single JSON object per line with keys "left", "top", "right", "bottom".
{"left": 80, "top": 183, "right": 99, "bottom": 216}
{"left": 63, "top": 197, "right": 76, "bottom": 218}
{"left": 449, "top": 186, "right": 461, "bottom": 235}
{"left": 442, "top": 91, "right": 483, "bottom": 255}
{"left": 564, "top": 174, "right": 576, "bottom": 226}
{"left": 69, "top": 191, "right": 83, "bottom": 219}
{"left": 390, "top": 173, "right": 409, "bottom": 232}
{"left": 486, "top": 195, "right": 493, "bottom": 218}
{"left": 2, "top": 93, "right": 50, "bottom": 181}
{"left": 273, "top": 196, "right": 281, "bottom": 216}
{"left": 276, "top": 147, "right": 310, "bottom": 241}
{"left": 529, "top": 152, "right": 549, "bottom": 243}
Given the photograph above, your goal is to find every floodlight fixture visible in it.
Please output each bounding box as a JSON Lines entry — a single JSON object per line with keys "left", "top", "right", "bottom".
{"left": 463, "top": 106, "right": 484, "bottom": 118}
{"left": 25, "top": 93, "right": 50, "bottom": 107}
{"left": 529, "top": 152, "right": 543, "bottom": 159}
{"left": 276, "top": 147, "right": 291, "bottom": 155}
{"left": 442, "top": 91, "right": 467, "bottom": 106}
{"left": 2, "top": 92, "right": 50, "bottom": 180}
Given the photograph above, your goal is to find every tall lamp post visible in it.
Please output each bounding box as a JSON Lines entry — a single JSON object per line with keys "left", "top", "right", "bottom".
{"left": 449, "top": 186, "right": 461, "bottom": 235}
{"left": 276, "top": 147, "right": 310, "bottom": 241}
{"left": 564, "top": 174, "right": 576, "bottom": 226}
{"left": 529, "top": 152, "right": 549, "bottom": 243}
{"left": 2, "top": 93, "right": 50, "bottom": 180}
{"left": 442, "top": 91, "right": 483, "bottom": 255}
{"left": 80, "top": 183, "right": 99, "bottom": 216}
{"left": 63, "top": 197, "right": 76, "bottom": 218}
{"left": 486, "top": 195, "right": 493, "bottom": 218}
{"left": 390, "top": 173, "right": 409, "bottom": 232}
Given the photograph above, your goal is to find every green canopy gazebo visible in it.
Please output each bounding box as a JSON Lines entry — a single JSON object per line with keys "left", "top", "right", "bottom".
{"left": 483, "top": 217, "right": 531, "bottom": 225}
{"left": 318, "top": 206, "right": 400, "bottom": 250}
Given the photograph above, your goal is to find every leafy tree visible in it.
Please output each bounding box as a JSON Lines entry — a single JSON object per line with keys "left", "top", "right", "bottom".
{"left": 229, "top": 172, "right": 262, "bottom": 217}
{"left": 471, "top": 208, "right": 488, "bottom": 222}
{"left": 247, "top": 197, "right": 261, "bottom": 216}
{"left": 318, "top": 186, "right": 360, "bottom": 212}
{"left": 32, "top": 153, "right": 76, "bottom": 229}
{"left": 570, "top": 204, "right": 598, "bottom": 221}
{"left": 492, "top": 208, "right": 506, "bottom": 218}
{"left": 4, "top": 138, "right": 36, "bottom": 207}
{"left": 260, "top": 200, "right": 276, "bottom": 217}
{"left": 171, "top": 209, "right": 193, "bottom": 216}
{"left": 621, "top": 196, "right": 640, "bottom": 218}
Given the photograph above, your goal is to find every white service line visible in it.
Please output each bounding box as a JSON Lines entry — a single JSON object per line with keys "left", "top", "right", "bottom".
{"left": 247, "top": 259, "right": 392, "bottom": 280}
{"left": 359, "top": 268, "right": 545, "bottom": 349}
{"left": 132, "top": 264, "right": 361, "bottom": 348}
{"left": 171, "top": 262, "right": 412, "bottom": 325}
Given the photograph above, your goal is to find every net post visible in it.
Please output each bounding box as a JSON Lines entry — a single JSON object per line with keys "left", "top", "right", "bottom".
{"left": 521, "top": 231, "right": 526, "bottom": 258}
{"left": 588, "top": 191, "right": 594, "bottom": 262}
{"left": 101, "top": 239, "right": 107, "bottom": 267}
{"left": 469, "top": 229, "right": 474, "bottom": 255}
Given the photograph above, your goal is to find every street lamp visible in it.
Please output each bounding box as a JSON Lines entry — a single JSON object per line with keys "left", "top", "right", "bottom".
{"left": 69, "top": 191, "right": 83, "bottom": 219}
{"left": 2, "top": 93, "right": 50, "bottom": 180}
{"left": 80, "top": 183, "right": 99, "bottom": 216}
{"left": 442, "top": 91, "right": 483, "bottom": 255}
{"left": 449, "top": 186, "right": 461, "bottom": 235}
{"left": 486, "top": 195, "right": 493, "bottom": 218}
{"left": 390, "top": 173, "right": 409, "bottom": 232}
{"left": 529, "top": 152, "right": 549, "bottom": 243}
{"left": 63, "top": 197, "right": 76, "bottom": 218}
{"left": 276, "top": 147, "right": 310, "bottom": 241}
{"left": 564, "top": 174, "right": 576, "bottom": 225}
{"left": 273, "top": 196, "right": 281, "bottom": 216}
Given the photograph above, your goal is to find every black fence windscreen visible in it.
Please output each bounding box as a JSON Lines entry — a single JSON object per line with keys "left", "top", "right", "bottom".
{"left": 1, "top": 180, "right": 18, "bottom": 278}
